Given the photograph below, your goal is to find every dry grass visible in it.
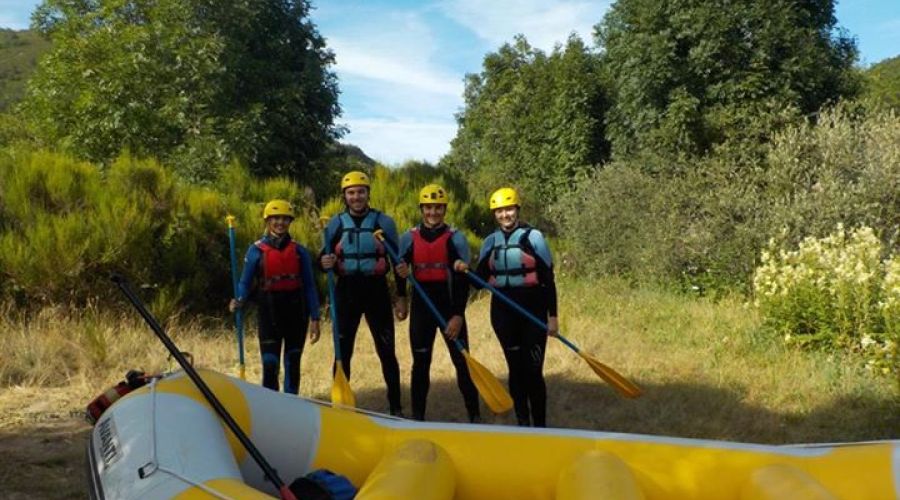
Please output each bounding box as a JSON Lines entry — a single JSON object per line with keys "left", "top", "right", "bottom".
{"left": 1, "top": 281, "right": 897, "bottom": 439}
{"left": 0, "top": 280, "right": 898, "bottom": 497}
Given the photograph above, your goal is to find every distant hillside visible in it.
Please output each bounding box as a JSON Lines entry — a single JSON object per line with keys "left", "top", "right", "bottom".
{"left": 333, "top": 142, "right": 377, "bottom": 167}
{"left": 864, "top": 55, "right": 900, "bottom": 110}
{"left": 0, "top": 29, "right": 50, "bottom": 112}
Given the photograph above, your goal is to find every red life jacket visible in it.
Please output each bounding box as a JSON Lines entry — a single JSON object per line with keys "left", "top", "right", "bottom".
{"left": 411, "top": 227, "right": 453, "bottom": 282}
{"left": 255, "top": 240, "right": 302, "bottom": 292}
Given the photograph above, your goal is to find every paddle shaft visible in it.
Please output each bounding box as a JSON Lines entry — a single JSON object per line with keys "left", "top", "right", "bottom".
{"left": 465, "top": 270, "right": 642, "bottom": 399}
{"left": 463, "top": 270, "right": 578, "bottom": 351}
{"left": 112, "top": 274, "right": 295, "bottom": 500}
{"left": 326, "top": 269, "right": 343, "bottom": 360}
{"left": 225, "top": 218, "right": 246, "bottom": 367}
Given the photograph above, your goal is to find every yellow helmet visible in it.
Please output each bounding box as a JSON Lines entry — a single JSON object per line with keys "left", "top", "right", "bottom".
{"left": 263, "top": 199, "right": 295, "bottom": 220}
{"left": 418, "top": 184, "right": 448, "bottom": 205}
{"left": 341, "top": 170, "right": 371, "bottom": 190}
{"left": 489, "top": 187, "right": 520, "bottom": 210}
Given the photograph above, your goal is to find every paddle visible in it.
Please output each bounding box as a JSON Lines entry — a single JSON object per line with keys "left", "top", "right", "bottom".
{"left": 374, "top": 230, "right": 513, "bottom": 414}
{"left": 225, "top": 215, "right": 246, "bottom": 380}
{"left": 462, "top": 269, "right": 642, "bottom": 399}
{"left": 319, "top": 216, "right": 356, "bottom": 408}
{"left": 112, "top": 273, "right": 298, "bottom": 500}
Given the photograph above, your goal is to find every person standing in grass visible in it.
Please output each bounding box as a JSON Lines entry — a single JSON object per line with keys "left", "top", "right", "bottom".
{"left": 394, "top": 184, "right": 481, "bottom": 423}
{"left": 456, "top": 187, "right": 558, "bottom": 427}
{"left": 319, "top": 171, "right": 407, "bottom": 417}
{"left": 229, "top": 199, "right": 321, "bottom": 394}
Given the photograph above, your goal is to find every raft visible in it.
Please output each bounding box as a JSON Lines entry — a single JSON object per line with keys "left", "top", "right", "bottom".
{"left": 86, "top": 369, "right": 899, "bottom": 499}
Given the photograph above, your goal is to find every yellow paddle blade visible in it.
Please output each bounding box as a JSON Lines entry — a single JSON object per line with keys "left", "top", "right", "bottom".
{"left": 238, "top": 363, "right": 245, "bottom": 381}
{"left": 579, "top": 352, "right": 642, "bottom": 399}
{"left": 331, "top": 362, "right": 356, "bottom": 408}
{"left": 462, "top": 350, "right": 513, "bottom": 414}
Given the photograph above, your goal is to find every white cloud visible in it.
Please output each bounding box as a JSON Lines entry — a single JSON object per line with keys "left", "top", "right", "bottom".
{"left": 316, "top": 6, "right": 466, "bottom": 163}
{"left": 330, "top": 37, "right": 462, "bottom": 97}
{"left": 439, "top": 0, "right": 611, "bottom": 51}
{"left": 341, "top": 118, "right": 458, "bottom": 165}
{"left": 340, "top": 74, "right": 462, "bottom": 123}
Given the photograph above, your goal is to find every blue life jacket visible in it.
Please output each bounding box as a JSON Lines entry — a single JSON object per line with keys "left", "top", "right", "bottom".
{"left": 488, "top": 227, "right": 538, "bottom": 288}
{"left": 335, "top": 211, "right": 387, "bottom": 276}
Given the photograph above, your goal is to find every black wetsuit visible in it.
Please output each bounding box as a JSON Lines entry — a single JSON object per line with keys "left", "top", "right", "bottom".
{"left": 322, "top": 209, "right": 406, "bottom": 414}
{"left": 236, "top": 234, "right": 320, "bottom": 394}
{"left": 400, "top": 224, "right": 480, "bottom": 422}
{"left": 475, "top": 223, "right": 557, "bottom": 427}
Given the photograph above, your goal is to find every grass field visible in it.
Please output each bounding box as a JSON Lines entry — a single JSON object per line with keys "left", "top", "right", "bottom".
{"left": 1, "top": 279, "right": 897, "bottom": 498}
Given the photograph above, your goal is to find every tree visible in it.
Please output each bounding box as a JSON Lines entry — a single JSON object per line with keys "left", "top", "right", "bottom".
{"left": 596, "top": 0, "right": 860, "bottom": 163}
{"left": 0, "top": 29, "right": 51, "bottom": 112}
{"left": 442, "top": 35, "right": 608, "bottom": 218}
{"left": 23, "top": 0, "right": 341, "bottom": 182}
{"left": 864, "top": 56, "right": 900, "bottom": 111}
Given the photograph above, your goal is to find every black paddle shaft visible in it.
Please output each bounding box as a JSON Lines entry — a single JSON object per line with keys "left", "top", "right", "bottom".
{"left": 111, "top": 274, "right": 294, "bottom": 498}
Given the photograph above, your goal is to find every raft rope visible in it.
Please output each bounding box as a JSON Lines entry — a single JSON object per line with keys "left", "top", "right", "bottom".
{"left": 140, "top": 377, "right": 236, "bottom": 500}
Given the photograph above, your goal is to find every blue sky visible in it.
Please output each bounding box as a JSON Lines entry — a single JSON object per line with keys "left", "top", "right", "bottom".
{"left": 2, "top": 0, "right": 898, "bottom": 165}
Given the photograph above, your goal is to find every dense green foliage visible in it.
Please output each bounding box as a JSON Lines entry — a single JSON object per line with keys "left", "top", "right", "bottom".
{"left": 554, "top": 106, "right": 900, "bottom": 290}
{"left": 21, "top": 0, "right": 341, "bottom": 183}
{"left": 0, "top": 29, "right": 50, "bottom": 112}
{"left": 864, "top": 56, "right": 900, "bottom": 111}
{"left": 443, "top": 35, "right": 608, "bottom": 216}
{"left": 0, "top": 150, "right": 487, "bottom": 313}
{"left": 596, "top": 0, "right": 860, "bottom": 162}
{"left": 0, "top": 148, "right": 309, "bottom": 313}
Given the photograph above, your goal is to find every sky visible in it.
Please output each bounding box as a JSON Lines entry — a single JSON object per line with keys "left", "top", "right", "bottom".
{"left": 2, "top": 0, "right": 898, "bottom": 165}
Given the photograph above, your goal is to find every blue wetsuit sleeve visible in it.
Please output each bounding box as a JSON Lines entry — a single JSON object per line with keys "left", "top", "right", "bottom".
{"left": 236, "top": 244, "right": 260, "bottom": 302}
{"left": 472, "top": 234, "right": 494, "bottom": 287}
{"left": 320, "top": 216, "right": 342, "bottom": 255}
{"left": 450, "top": 230, "right": 471, "bottom": 263}
{"left": 378, "top": 213, "right": 400, "bottom": 250}
{"left": 526, "top": 230, "right": 558, "bottom": 316}
{"left": 527, "top": 229, "right": 554, "bottom": 267}
{"left": 297, "top": 246, "right": 320, "bottom": 320}
{"left": 378, "top": 213, "right": 407, "bottom": 297}
{"left": 318, "top": 216, "right": 342, "bottom": 271}
{"left": 399, "top": 230, "right": 413, "bottom": 262}
{"left": 449, "top": 230, "right": 471, "bottom": 317}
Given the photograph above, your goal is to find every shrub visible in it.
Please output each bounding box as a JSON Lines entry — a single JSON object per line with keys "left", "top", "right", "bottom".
{"left": 752, "top": 225, "right": 898, "bottom": 375}
{"left": 554, "top": 105, "right": 900, "bottom": 294}
{"left": 0, "top": 148, "right": 323, "bottom": 313}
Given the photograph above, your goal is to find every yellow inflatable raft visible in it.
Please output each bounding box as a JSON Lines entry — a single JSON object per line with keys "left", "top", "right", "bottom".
{"left": 86, "top": 369, "right": 899, "bottom": 499}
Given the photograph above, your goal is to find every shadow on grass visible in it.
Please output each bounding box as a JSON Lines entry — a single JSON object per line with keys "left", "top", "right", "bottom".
{"left": 0, "top": 420, "right": 90, "bottom": 499}
{"left": 3, "top": 372, "right": 894, "bottom": 499}
{"left": 342, "top": 374, "right": 899, "bottom": 445}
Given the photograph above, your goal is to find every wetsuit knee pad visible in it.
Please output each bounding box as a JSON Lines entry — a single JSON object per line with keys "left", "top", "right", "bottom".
{"left": 412, "top": 347, "right": 432, "bottom": 362}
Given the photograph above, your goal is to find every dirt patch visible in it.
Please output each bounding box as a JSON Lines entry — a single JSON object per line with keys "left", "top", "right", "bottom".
{"left": 0, "top": 418, "right": 90, "bottom": 499}
{"left": 0, "top": 387, "right": 92, "bottom": 499}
